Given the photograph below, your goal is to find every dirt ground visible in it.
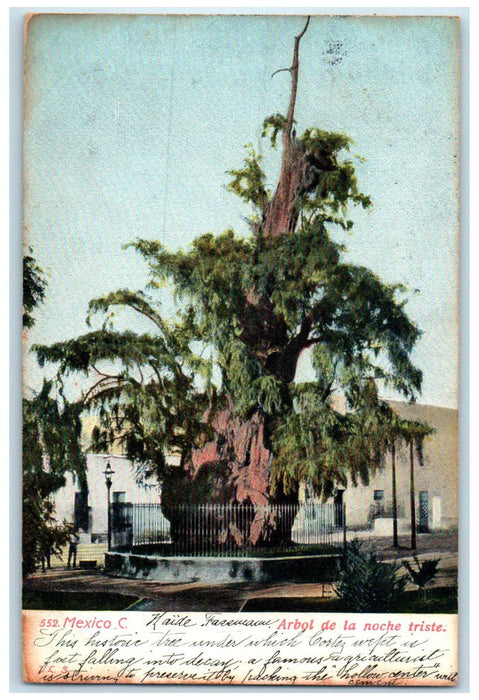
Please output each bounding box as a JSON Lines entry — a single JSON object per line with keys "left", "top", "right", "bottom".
{"left": 24, "top": 529, "right": 459, "bottom": 612}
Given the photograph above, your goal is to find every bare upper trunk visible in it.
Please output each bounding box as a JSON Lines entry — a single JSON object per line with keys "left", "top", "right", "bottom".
{"left": 262, "top": 17, "right": 310, "bottom": 238}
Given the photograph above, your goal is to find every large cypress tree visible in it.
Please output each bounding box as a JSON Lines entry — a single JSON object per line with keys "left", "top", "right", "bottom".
{"left": 35, "top": 19, "right": 423, "bottom": 547}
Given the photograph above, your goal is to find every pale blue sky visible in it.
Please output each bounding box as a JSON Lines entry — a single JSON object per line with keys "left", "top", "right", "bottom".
{"left": 23, "top": 13, "right": 460, "bottom": 408}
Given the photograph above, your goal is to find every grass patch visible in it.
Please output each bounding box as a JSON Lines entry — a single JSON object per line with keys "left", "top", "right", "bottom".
{"left": 22, "top": 589, "right": 140, "bottom": 611}
{"left": 402, "top": 586, "right": 458, "bottom": 614}
{"left": 241, "top": 586, "right": 458, "bottom": 614}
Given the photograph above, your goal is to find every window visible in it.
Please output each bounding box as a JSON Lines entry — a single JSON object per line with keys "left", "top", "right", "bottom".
{"left": 373, "top": 490, "right": 384, "bottom": 501}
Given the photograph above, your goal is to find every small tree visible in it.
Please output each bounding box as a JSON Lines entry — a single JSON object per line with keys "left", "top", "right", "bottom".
{"left": 334, "top": 539, "right": 409, "bottom": 612}
{"left": 23, "top": 251, "right": 87, "bottom": 575}
{"left": 384, "top": 417, "right": 433, "bottom": 550}
{"left": 401, "top": 420, "right": 434, "bottom": 549}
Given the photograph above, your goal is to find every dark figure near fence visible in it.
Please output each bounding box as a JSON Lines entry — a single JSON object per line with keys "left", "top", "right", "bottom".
{"left": 67, "top": 529, "right": 80, "bottom": 568}
{"left": 40, "top": 549, "right": 51, "bottom": 572}
{"left": 40, "top": 528, "right": 55, "bottom": 572}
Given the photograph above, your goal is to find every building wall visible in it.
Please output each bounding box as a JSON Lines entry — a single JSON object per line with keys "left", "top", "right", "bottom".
{"left": 52, "top": 403, "right": 457, "bottom": 538}
{"left": 53, "top": 454, "right": 161, "bottom": 538}
{"left": 340, "top": 402, "right": 458, "bottom": 531}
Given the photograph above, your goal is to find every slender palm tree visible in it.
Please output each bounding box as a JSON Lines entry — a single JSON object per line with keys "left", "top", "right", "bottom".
{"left": 401, "top": 419, "right": 434, "bottom": 549}
{"left": 391, "top": 439, "right": 399, "bottom": 548}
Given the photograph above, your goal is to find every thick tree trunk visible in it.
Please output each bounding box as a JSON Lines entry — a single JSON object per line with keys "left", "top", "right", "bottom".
{"left": 161, "top": 400, "right": 298, "bottom": 548}
{"left": 261, "top": 138, "right": 304, "bottom": 237}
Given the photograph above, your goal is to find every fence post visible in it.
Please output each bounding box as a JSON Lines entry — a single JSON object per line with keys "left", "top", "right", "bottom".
{"left": 342, "top": 505, "right": 347, "bottom": 548}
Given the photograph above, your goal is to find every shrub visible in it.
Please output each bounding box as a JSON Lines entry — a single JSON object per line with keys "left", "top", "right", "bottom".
{"left": 334, "top": 539, "right": 408, "bottom": 612}
{"left": 402, "top": 556, "right": 440, "bottom": 596}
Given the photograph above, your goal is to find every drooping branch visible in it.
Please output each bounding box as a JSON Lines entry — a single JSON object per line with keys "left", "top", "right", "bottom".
{"left": 81, "top": 377, "right": 124, "bottom": 406}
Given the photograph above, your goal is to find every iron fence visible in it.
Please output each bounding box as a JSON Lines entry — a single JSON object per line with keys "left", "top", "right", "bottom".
{"left": 111, "top": 502, "right": 346, "bottom": 556}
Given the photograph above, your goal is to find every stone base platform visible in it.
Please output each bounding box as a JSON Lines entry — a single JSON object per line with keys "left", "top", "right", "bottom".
{"left": 105, "top": 552, "right": 339, "bottom": 584}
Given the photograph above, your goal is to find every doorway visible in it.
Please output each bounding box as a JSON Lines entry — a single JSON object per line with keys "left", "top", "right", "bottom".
{"left": 418, "top": 490, "right": 429, "bottom": 533}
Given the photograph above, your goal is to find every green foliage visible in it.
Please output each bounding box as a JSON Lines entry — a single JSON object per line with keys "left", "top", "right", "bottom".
{"left": 229, "top": 117, "right": 372, "bottom": 233}
{"left": 23, "top": 252, "right": 87, "bottom": 576}
{"left": 23, "top": 382, "right": 87, "bottom": 576}
{"left": 34, "top": 102, "right": 424, "bottom": 499}
{"left": 299, "top": 127, "right": 353, "bottom": 155}
{"left": 22, "top": 494, "right": 73, "bottom": 576}
{"left": 249, "top": 375, "right": 284, "bottom": 416}
{"left": 402, "top": 556, "right": 440, "bottom": 591}
{"left": 23, "top": 247, "right": 47, "bottom": 330}
{"left": 35, "top": 285, "right": 214, "bottom": 474}
{"left": 262, "top": 113, "right": 289, "bottom": 149}
{"left": 396, "top": 418, "right": 435, "bottom": 455}
{"left": 298, "top": 126, "right": 372, "bottom": 219}
{"left": 271, "top": 380, "right": 394, "bottom": 498}
{"left": 126, "top": 214, "right": 421, "bottom": 402}
{"left": 313, "top": 264, "right": 423, "bottom": 398}
{"left": 334, "top": 539, "right": 409, "bottom": 612}
{"left": 23, "top": 384, "right": 87, "bottom": 486}
{"left": 226, "top": 145, "right": 270, "bottom": 212}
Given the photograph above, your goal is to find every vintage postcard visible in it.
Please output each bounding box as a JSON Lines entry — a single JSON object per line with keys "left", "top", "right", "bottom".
{"left": 22, "top": 12, "right": 460, "bottom": 686}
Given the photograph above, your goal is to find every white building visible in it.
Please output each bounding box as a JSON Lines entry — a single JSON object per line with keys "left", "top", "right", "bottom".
{"left": 52, "top": 402, "right": 457, "bottom": 542}
{"left": 297, "top": 402, "right": 458, "bottom": 537}
{"left": 53, "top": 453, "right": 164, "bottom": 539}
